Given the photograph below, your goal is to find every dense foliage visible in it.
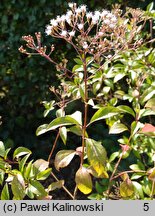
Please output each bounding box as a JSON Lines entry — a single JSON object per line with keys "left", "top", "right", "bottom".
{"left": 0, "top": 0, "right": 155, "bottom": 200}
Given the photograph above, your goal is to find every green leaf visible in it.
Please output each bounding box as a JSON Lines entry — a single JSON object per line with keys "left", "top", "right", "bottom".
{"left": 117, "top": 105, "right": 135, "bottom": 117}
{"left": 120, "top": 180, "right": 134, "bottom": 197}
{"left": 129, "top": 164, "right": 144, "bottom": 171}
{"left": 131, "top": 121, "right": 143, "bottom": 136}
{"left": 11, "top": 174, "right": 25, "bottom": 200}
{"left": 35, "top": 124, "right": 48, "bottom": 136}
{"left": 36, "top": 168, "right": 52, "bottom": 180}
{"left": 79, "top": 84, "right": 85, "bottom": 100}
{"left": 59, "top": 127, "right": 67, "bottom": 145}
{"left": 74, "top": 58, "right": 83, "bottom": 64}
{"left": 0, "top": 141, "right": 5, "bottom": 157}
{"left": 1, "top": 183, "right": 10, "bottom": 200}
{"left": 140, "top": 86, "right": 155, "bottom": 105}
{"left": 145, "top": 98, "right": 155, "bottom": 111}
{"left": 19, "top": 154, "right": 30, "bottom": 173}
{"left": 47, "top": 180, "right": 64, "bottom": 192}
{"left": 24, "top": 160, "right": 34, "bottom": 180}
{"left": 109, "top": 152, "right": 119, "bottom": 163}
{"left": 72, "top": 65, "right": 83, "bottom": 72}
{"left": 75, "top": 167, "right": 92, "bottom": 194}
{"left": 109, "top": 122, "right": 128, "bottom": 134}
{"left": 0, "top": 170, "right": 5, "bottom": 185}
{"left": 86, "top": 138, "right": 107, "bottom": 176}
{"left": 132, "top": 181, "right": 144, "bottom": 199}
{"left": 4, "top": 148, "right": 11, "bottom": 160}
{"left": 13, "top": 147, "right": 31, "bottom": 160}
{"left": 54, "top": 150, "right": 76, "bottom": 171}
{"left": 47, "top": 113, "right": 81, "bottom": 130}
{"left": 68, "top": 125, "right": 88, "bottom": 137}
{"left": 90, "top": 106, "right": 120, "bottom": 124}
{"left": 147, "top": 2, "right": 154, "bottom": 11}
{"left": 114, "top": 72, "right": 126, "bottom": 83}
{"left": 29, "top": 180, "right": 47, "bottom": 197}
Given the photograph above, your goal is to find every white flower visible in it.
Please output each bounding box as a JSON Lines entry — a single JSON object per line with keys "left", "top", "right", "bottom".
{"left": 67, "top": 10, "right": 73, "bottom": 17}
{"left": 104, "top": 19, "right": 110, "bottom": 25}
{"left": 92, "top": 16, "right": 99, "bottom": 24}
{"left": 66, "top": 15, "right": 72, "bottom": 24}
{"left": 77, "top": 23, "right": 84, "bottom": 30}
{"left": 50, "top": 19, "right": 58, "bottom": 27}
{"left": 86, "top": 12, "right": 93, "bottom": 19}
{"left": 111, "top": 16, "right": 117, "bottom": 22}
{"left": 61, "top": 15, "right": 66, "bottom": 22}
{"left": 68, "top": 2, "right": 74, "bottom": 8}
{"left": 83, "top": 42, "right": 88, "bottom": 49}
{"left": 60, "top": 30, "right": 67, "bottom": 37}
{"left": 69, "top": 31, "right": 75, "bottom": 37}
{"left": 98, "top": 32, "right": 104, "bottom": 37}
{"left": 56, "top": 16, "right": 62, "bottom": 22}
{"left": 94, "top": 11, "right": 101, "bottom": 17}
{"left": 106, "top": 13, "right": 113, "bottom": 19}
{"left": 45, "top": 25, "right": 52, "bottom": 35}
{"left": 109, "top": 23, "right": 115, "bottom": 28}
{"left": 101, "top": 10, "right": 108, "bottom": 18}
{"left": 75, "top": 7, "right": 82, "bottom": 14}
{"left": 80, "top": 5, "right": 87, "bottom": 12}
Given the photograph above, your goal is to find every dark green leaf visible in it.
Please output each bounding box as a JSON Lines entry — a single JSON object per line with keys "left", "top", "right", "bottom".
{"left": 0, "top": 141, "right": 5, "bottom": 157}
{"left": 36, "top": 168, "right": 52, "bottom": 180}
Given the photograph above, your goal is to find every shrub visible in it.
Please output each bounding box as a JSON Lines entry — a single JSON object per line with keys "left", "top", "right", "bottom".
{"left": 7, "top": 2, "right": 155, "bottom": 199}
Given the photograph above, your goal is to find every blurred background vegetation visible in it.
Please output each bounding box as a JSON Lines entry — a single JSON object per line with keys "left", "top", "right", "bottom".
{"left": 0, "top": 0, "right": 153, "bottom": 159}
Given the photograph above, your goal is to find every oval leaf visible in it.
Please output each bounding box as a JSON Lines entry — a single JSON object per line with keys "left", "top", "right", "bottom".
{"left": 75, "top": 167, "right": 92, "bottom": 194}
{"left": 33, "top": 159, "right": 49, "bottom": 173}
{"left": 90, "top": 107, "right": 120, "bottom": 124}
{"left": 109, "top": 122, "right": 128, "bottom": 134}
{"left": 54, "top": 150, "right": 76, "bottom": 171}
{"left": 13, "top": 147, "right": 31, "bottom": 159}
{"left": 11, "top": 174, "right": 25, "bottom": 200}
{"left": 59, "top": 127, "right": 67, "bottom": 145}
{"left": 120, "top": 180, "right": 134, "bottom": 198}
{"left": 0, "top": 141, "right": 5, "bottom": 157}
{"left": 117, "top": 105, "right": 135, "bottom": 117}
{"left": 86, "top": 138, "right": 107, "bottom": 176}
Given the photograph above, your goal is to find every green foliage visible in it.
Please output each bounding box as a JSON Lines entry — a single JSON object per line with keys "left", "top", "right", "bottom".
{"left": 1, "top": 0, "right": 155, "bottom": 200}
{"left": 0, "top": 141, "right": 63, "bottom": 200}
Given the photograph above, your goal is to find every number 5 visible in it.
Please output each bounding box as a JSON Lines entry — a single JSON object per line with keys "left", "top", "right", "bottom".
{"left": 143, "top": 203, "right": 149, "bottom": 211}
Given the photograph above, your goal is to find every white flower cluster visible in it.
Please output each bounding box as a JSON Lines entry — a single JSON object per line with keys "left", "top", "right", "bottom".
{"left": 45, "top": 2, "right": 118, "bottom": 41}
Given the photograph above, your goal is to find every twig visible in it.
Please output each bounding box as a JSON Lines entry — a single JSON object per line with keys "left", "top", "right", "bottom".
{"left": 48, "top": 131, "right": 60, "bottom": 163}
{"left": 51, "top": 171, "right": 74, "bottom": 199}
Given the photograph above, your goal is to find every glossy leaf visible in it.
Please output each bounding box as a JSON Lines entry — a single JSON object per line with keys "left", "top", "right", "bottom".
{"left": 24, "top": 160, "right": 34, "bottom": 180}
{"left": 109, "top": 152, "right": 119, "bottom": 163}
{"left": 140, "top": 86, "right": 155, "bottom": 104}
{"left": 117, "top": 105, "right": 135, "bottom": 117}
{"left": 35, "top": 124, "right": 48, "bottom": 136}
{"left": 19, "top": 154, "right": 30, "bottom": 173}
{"left": 11, "top": 174, "right": 25, "bottom": 200}
{"left": 54, "top": 150, "right": 76, "bottom": 171}
{"left": 140, "top": 123, "right": 155, "bottom": 137}
{"left": 109, "top": 122, "right": 128, "bottom": 134}
{"left": 68, "top": 125, "right": 88, "bottom": 137}
{"left": 0, "top": 141, "right": 5, "bottom": 157}
{"left": 145, "top": 98, "right": 155, "bottom": 110}
{"left": 132, "top": 181, "right": 144, "bottom": 199}
{"left": 88, "top": 166, "right": 109, "bottom": 178}
{"left": 86, "top": 138, "right": 107, "bottom": 176}
{"left": 59, "top": 127, "right": 67, "bottom": 145}
{"left": 36, "top": 168, "right": 52, "bottom": 180}
{"left": 13, "top": 147, "right": 31, "bottom": 159}
{"left": 0, "top": 170, "right": 4, "bottom": 185}
{"left": 1, "top": 183, "right": 10, "bottom": 200}
{"left": 47, "top": 180, "right": 64, "bottom": 192}
{"left": 131, "top": 121, "right": 143, "bottom": 136}
{"left": 90, "top": 107, "right": 120, "bottom": 124}
{"left": 75, "top": 167, "right": 92, "bottom": 194}
{"left": 29, "top": 180, "right": 47, "bottom": 197}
